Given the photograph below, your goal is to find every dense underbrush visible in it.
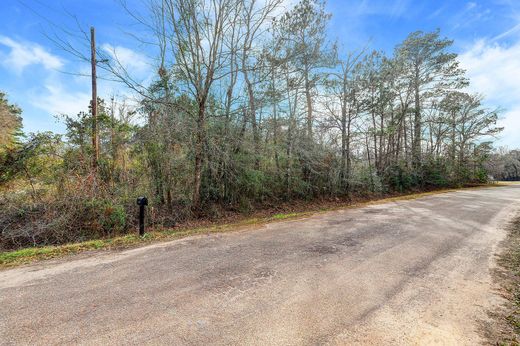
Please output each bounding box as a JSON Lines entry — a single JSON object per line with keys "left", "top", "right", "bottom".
{"left": 0, "top": 169, "right": 485, "bottom": 251}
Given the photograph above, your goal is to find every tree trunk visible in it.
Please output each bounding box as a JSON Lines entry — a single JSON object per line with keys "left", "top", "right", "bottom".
{"left": 412, "top": 66, "right": 421, "bottom": 168}
{"left": 304, "top": 66, "right": 313, "bottom": 139}
{"left": 90, "top": 27, "right": 99, "bottom": 174}
{"left": 245, "top": 77, "right": 260, "bottom": 170}
{"left": 192, "top": 99, "right": 206, "bottom": 211}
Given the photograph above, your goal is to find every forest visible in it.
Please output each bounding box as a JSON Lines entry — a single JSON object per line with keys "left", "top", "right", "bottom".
{"left": 0, "top": 0, "right": 509, "bottom": 250}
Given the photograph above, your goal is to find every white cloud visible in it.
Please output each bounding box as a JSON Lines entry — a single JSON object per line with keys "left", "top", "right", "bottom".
{"left": 460, "top": 39, "right": 520, "bottom": 101}
{"left": 263, "top": 0, "right": 299, "bottom": 18}
{"left": 101, "top": 43, "right": 151, "bottom": 77}
{"left": 0, "top": 35, "right": 63, "bottom": 73}
{"left": 29, "top": 77, "right": 91, "bottom": 117}
{"left": 0, "top": 35, "right": 144, "bottom": 134}
{"left": 466, "top": 2, "right": 477, "bottom": 11}
{"left": 459, "top": 39, "right": 520, "bottom": 148}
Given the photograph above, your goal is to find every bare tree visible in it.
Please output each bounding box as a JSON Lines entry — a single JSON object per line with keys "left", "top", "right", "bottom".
{"left": 160, "top": 0, "right": 239, "bottom": 210}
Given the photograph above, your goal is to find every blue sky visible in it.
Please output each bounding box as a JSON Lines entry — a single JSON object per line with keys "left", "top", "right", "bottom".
{"left": 1, "top": 0, "right": 520, "bottom": 147}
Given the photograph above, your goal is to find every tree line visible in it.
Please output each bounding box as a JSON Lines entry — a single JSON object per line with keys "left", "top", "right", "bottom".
{"left": 487, "top": 149, "right": 520, "bottom": 181}
{"left": 0, "top": 0, "right": 503, "bottom": 248}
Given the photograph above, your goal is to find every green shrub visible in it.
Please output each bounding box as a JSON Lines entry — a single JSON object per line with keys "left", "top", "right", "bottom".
{"left": 100, "top": 202, "right": 127, "bottom": 235}
{"left": 384, "top": 164, "right": 415, "bottom": 192}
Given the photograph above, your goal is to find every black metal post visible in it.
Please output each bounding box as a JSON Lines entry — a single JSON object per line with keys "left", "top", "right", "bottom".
{"left": 136, "top": 196, "right": 148, "bottom": 236}
{"left": 139, "top": 204, "right": 145, "bottom": 236}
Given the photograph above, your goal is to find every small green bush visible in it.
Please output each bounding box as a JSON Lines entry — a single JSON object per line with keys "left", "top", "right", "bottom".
{"left": 100, "top": 202, "right": 127, "bottom": 235}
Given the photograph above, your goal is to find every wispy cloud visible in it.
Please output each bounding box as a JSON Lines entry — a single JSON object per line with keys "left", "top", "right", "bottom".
{"left": 101, "top": 43, "right": 151, "bottom": 78}
{"left": 451, "top": 2, "right": 492, "bottom": 30}
{"left": 0, "top": 35, "right": 63, "bottom": 74}
{"left": 466, "top": 2, "right": 477, "bottom": 11}
{"left": 29, "top": 76, "right": 91, "bottom": 117}
{"left": 390, "top": 0, "right": 412, "bottom": 18}
{"left": 352, "top": 0, "right": 412, "bottom": 19}
{"left": 428, "top": 5, "right": 447, "bottom": 19}
{"left": 492, "top": 22, "right": 520, "bottom": 41}
{"left": 459, "top": 38, "right": 520, "bottom": 147}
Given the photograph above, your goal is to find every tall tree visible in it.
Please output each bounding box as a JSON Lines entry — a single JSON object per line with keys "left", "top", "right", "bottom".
{"left": 276, "top": 0, "right": 333, "bottom": 140}
{"left": 394, "top": 30, "right": 467, "bottom": 169}
{"left": 160, "top": 0, "right": 238, "bottom": 211}
{"left": 324, "top": 51, "right": 364, "bottom": 194}
{"left": 239, "top": 0, "right": 282, "bottom": 169}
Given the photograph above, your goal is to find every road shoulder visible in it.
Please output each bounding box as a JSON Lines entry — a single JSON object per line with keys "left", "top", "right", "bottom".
{"left": 482, "top": 213, "right": 520, "bottom": 344}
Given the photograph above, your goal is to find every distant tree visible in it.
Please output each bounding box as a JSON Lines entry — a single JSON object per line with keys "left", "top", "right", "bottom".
{"left": 486, "top": 149, "right": 520, "bottom": 181}
{"left": 0, "top": 92, "right": 22, "bottom": 153}
{"left": 440, "top": 92, "right": 501, "bottom": 171}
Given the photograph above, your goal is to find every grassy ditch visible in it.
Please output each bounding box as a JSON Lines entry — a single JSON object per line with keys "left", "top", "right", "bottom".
{"left": 487, "top": 215, "right": 520, "bottom": 345}
{"left": 0, "top": 184, "right": 503, "bottom": 269}
{"left": 0, "top": 213, "right": 315, "bottom": 268}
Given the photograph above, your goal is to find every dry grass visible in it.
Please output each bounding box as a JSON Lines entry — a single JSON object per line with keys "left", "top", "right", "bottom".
{"left": 484, "top": 215, "right": 520, "bottom": 345}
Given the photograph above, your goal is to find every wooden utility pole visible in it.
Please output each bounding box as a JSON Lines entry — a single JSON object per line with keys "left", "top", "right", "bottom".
{"left": 90, "top": 27, "right": 99, "bottom": 172}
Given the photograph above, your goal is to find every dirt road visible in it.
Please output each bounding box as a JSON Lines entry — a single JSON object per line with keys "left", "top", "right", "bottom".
{"left": 2, "top": 186, "right": 519, "bottom": 345}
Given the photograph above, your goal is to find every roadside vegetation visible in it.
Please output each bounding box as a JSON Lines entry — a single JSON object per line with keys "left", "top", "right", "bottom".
{"left": 488, "top": 149, "right": 520, "bottom": 182}
{"left": 485, "top": 215, "right": 520, "bottom": 345}
{"left": 0, "top": 0, "right": 513, "bottom": 254}
{"left": 0, "top": 187, "right": 490, "bottom": 268}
